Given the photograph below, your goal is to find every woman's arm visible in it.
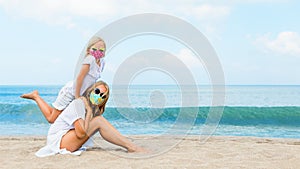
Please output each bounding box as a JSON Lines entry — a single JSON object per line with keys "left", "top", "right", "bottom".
{"left": 73, "top": 111, "right": 92, "bottom": 139}
{"left": 81, "top": 97, "right": 92, "bottom": 130}
{"left": 73, "top": 97, "right": 93, "bottom": 139}
{"left": 75, "top": 64, "right": 90, "bottom": 98}
{"left": 73, "top": 118, "right": 86, "bottom": 139}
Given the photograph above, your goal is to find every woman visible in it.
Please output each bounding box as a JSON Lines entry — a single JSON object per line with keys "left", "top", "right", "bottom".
{"left": 22, "top": 81, "right": 144, "bottom": 157}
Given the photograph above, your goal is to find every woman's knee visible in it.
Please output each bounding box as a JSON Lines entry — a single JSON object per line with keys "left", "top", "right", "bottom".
{"left": 97, "top": 116, "right": 108, "bottom": 124}
{"left": 92, "top": 116, "right": 108, "bottom": 129}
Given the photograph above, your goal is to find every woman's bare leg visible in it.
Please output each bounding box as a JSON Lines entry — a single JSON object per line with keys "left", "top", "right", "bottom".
{"left": 20, "top": 90, "right": 62, "bottom": 123}
{"left": 60, "top": 116, "right": 145, "bottom": 152}
{"left": 93, "top": 116, "right": 139, "bottom": 152}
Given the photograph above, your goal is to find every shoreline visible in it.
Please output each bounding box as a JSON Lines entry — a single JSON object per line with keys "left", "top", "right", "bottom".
{"left": 1, "top": 135, "right": 300, "bottom": 169}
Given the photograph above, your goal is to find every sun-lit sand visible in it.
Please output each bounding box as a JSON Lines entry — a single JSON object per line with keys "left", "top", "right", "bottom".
{"left": 1, "top": 135, "right": 300, "bottom": 169}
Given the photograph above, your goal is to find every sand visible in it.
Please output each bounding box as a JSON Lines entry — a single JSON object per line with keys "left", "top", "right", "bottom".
{"left": 1, "top": 135, "right": 300, "bottom": 169}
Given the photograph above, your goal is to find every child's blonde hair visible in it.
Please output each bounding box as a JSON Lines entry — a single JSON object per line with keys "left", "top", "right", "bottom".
{"left": 82, "top": 80, "right": 110, "bottom": 116}
{"left": 86, "top": 36, "right": 106, "bottom": 56}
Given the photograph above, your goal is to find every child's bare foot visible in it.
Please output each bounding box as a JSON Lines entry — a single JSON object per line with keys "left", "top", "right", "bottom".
{"left": 20, "top": 90, "right": 39, "bottom": 100}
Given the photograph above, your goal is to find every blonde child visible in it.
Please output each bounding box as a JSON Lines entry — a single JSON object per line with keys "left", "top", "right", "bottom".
{"left": 21, "top": 36, "right": 107, "bottom": 123}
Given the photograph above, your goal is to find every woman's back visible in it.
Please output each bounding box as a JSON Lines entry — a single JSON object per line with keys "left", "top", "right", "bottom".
{"left": 48, "top": 99, "right": 86, "bottom": 136}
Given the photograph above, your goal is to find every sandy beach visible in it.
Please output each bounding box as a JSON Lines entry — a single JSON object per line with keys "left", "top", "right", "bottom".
{"left": 1, "top": 135, "right": 300, "bottom": 169}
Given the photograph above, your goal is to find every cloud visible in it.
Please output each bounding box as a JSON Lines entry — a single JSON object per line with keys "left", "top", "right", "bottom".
{"left": 177, "top": 4, "right": 230, "bottom": 36}
{"left": 0, "top": 0, "right": 290, "bottom": 36}
{"left": 235, "top": 0, "right": 286, "bottom": 2}
{"left": 0, "top": 0, "right": 232, "bottom": 37}
{"left": 177, "top": 48, "right": 201, "bottom": 68}
{"left": 0, "top": 0, "right": 118, "bottom": 27}
{"left": 188, "top": 4, "right": 230, "bottom": 21}
{"left": 254, "top": 31, "right": 300, "bottom": 57}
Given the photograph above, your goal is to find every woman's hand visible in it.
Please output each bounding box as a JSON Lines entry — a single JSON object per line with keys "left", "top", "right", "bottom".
{"left": 80, "top": 97, "right": 92, "bottom": 113}
{"left": 79, "top": 97, "right": 93, "bottom": 131}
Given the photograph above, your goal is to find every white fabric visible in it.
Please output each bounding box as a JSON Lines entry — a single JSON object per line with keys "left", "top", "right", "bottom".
{"left": 52, "top": 56, "right": 105, "bottom": 110}
{"left": 73, "top": 55, "right": 105, "bottom": 96}
{"left": 52, "top": 81, "right": 74, "bottom": 110}
{"left": 36, "top": 99, "right": 94, "bottom": 157}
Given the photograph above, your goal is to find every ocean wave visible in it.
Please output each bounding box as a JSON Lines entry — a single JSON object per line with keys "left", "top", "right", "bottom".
{"left": 0, "top": 103, "right": 300, "bottom": 126}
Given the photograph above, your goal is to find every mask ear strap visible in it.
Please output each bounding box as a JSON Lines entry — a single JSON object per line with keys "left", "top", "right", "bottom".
{"left": 102, "top": 86, "right": 108, "bottom": 96}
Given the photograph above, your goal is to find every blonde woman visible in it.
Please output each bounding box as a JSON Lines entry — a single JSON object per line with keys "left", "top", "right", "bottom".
{"left": 35, "top": 81, "right": 145, "bottom": 157}
{"left": 21, "top": 36, "right": 107, "bottom": 123}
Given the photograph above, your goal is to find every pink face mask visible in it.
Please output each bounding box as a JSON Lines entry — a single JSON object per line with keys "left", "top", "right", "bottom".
{"left": 90, "top": 47, "right": 105, "bottom": 59}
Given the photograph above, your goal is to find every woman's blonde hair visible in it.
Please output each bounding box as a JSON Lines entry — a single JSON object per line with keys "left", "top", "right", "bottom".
{"left": 86, "top": 36, "right": 106, "bottom": 56}
{"left": 82, "top": 80, "right": 110, "bottom": 116}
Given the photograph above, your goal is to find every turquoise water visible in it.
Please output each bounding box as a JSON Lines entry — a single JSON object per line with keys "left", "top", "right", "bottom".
{"left": 0, "top": 85, "right": 300, "bottom": 138}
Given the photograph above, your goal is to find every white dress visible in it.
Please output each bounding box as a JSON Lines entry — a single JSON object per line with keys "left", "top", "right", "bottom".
{"left": 36, "top": 99, "right": 93, "bottom": 157}
{"left": 52, "top": 55, "right": 105, "bottom": 110}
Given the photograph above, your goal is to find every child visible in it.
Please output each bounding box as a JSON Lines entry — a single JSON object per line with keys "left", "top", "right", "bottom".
{"left": 21, "top": 36, "right": 107, "bottom": 123}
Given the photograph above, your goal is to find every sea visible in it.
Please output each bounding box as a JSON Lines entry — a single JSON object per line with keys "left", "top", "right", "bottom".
{"left": 0, "top": 85, "right": 299, "bottom": 138}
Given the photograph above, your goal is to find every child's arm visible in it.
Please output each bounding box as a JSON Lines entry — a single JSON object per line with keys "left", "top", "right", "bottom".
{"left": 75, "top": 64, "right": 90, "bottom": 98}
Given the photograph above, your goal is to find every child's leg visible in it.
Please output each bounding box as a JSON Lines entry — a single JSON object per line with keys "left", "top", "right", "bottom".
{"left": 47, "top": 109, "right": 62, "bottom": 123}
{"left": 21, "top": 90, "right": 62, "bottom": 123}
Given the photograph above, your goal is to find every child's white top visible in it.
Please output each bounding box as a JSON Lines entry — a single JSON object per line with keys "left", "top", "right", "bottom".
{"left": 52, "top": 55, "right": 105, "bottom": 111}
{"left": 73, "top": 55, "right": 105, "bottom": 96}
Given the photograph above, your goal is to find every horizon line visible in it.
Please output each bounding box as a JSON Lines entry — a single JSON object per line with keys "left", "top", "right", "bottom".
{"left": 1, "top": 84, "right": 300, "bottom": 86}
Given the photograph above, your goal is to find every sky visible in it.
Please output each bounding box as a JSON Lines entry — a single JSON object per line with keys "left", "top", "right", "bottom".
{"left": 0, "top": 0, "right": 299, "bottom": 85}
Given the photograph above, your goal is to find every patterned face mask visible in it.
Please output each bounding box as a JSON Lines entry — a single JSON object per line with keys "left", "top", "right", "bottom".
{"left": 89, "top": 88, "right": 106, "bottom": 105}
{"left": 90, "top": 47, "right": 105, "bottom": 59}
